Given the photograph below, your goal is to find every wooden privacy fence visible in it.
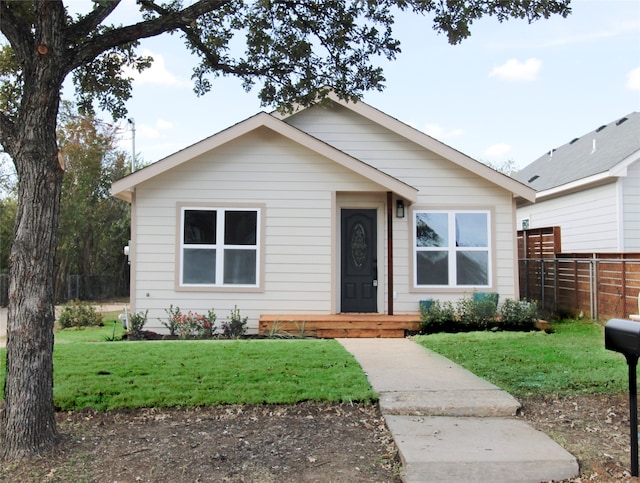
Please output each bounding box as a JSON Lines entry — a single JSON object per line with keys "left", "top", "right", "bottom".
{"left": 518, "top": 227, "right": 640, "bottom": 320}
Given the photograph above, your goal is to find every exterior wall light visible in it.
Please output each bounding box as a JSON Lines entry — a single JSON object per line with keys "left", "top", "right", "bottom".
{"left": 396, "top": 199, "right": 405, "bottom": 218}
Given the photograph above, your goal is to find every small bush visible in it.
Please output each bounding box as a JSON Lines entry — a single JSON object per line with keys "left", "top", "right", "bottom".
{"left": 420, "top": 295, "right": 538, "bottom": 334}
{"left": 457, "top": 295, "right": 497, "bottom": 330}
{"left": 420, "top": 300, "right": 456, "bottom": 334}
{"left": 221, "top": 305, "right": 247, "bottom": 339}
{"left": 498, "top": 298, "right": 538, "bottom": 331}
{"left": 162, "top": 306, "right": 217, "bottom": 339}
{"left": 58, "top": 300, "right": 103, "bottom": 328}
{"left": 162, "top": 304, "right": 181, "bottom": 336}
{"left": 127, "top": 310, "right": 148, "bottom": 340}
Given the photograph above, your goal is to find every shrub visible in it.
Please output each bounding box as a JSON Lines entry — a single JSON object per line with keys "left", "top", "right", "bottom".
{"left": 457, "top": 294, "right": 497, "bottom": 330}
{"left": 162, "top": 305, "right": 181, "bottom": 336}
{"left": 164, "top": 308, "right": 217, "bottom": 339}
{"left": 419, "top": 300, "right": 456, "bottom": 334}
{"left": 58, "top": 300, "right": 103, "bottom": 328}
{"left": 128, "top": 310, "right": 148, "bottom": 340}
{"left": 420, "top": 295, "right": 538, "bottom": 334}
{"left": 498, "top": 298, "right": 538, "bottom": 331}
{"left": 220, "top": 305, "right": 247, "bottom": 339}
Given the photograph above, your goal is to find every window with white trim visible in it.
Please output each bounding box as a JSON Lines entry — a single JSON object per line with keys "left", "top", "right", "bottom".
{"left": 414, "top": 210, "right": 491, "bottom": 287}
{"left": 180, "top": 207, "right": 260, "bottom": 287}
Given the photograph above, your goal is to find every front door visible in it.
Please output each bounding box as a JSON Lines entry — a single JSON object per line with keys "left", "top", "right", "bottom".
{"left": 341, "top": 209, "right": 377, "bottom": 313}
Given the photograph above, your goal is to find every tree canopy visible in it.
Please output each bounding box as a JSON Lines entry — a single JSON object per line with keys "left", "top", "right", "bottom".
{"left": 0, "top": 0, "right": 571, "bottom": 460}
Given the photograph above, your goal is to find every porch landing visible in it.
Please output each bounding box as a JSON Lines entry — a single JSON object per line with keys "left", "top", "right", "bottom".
{"left": 258, "top": 314, "right": 421, "bottom": 338}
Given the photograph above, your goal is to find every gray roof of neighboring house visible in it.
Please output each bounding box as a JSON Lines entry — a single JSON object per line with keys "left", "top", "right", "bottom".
{"left": 513, "top": 112, "right": 640, "bottom": 192}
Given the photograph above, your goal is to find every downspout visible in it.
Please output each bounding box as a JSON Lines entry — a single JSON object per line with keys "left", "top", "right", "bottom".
{"left": 387, "top": 192, "right": 394, "bottom": 315}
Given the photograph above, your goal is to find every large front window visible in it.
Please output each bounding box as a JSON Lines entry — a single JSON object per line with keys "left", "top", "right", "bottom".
{"left": 414, "top": 210, "right": 491, "bottom": 287}
{"left": 180, "top": 207, "right": 260, "bottom": 287}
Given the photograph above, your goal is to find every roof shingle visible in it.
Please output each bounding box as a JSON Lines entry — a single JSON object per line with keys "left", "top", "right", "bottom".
{"left": 513, "top": 112, "right": 640, "bottom": 191}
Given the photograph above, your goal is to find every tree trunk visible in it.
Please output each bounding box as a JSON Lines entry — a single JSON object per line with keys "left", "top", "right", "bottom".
{"left": 0, "top": 3, "right": 66, "bottom": 456}
{"left": 1, "top": 175, "right": 61, "bottom": 459}
{"left": 1, "top": 134, "right": 64, "bottom": 459}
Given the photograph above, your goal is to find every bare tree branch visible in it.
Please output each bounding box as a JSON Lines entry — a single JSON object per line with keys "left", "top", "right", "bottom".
{"left": 67, "top": 0, "right": 233, "bottom": 71}
{"left": 66, "top": 0, "right": 123, "bottom": 41}
{"left": 0, "top": 2, "right": 33, "bottom": 62}
{"left": 0, "top": 109, "right": 17, "bottom": 156}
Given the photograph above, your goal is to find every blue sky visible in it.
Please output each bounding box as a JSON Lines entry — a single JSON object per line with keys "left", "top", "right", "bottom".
{"left": 90, "top": 0, "right": 640, "bottom": 170}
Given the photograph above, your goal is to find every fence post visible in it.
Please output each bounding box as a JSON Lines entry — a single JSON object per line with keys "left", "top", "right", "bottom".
{"left": 541, "top": 259, "right": 545, "bottom": 310}
{"left": 593, "top": 255, "right": 599, "bottom": 320}
{"left": 554, "top": 258, "right": 559, "bottom": 313}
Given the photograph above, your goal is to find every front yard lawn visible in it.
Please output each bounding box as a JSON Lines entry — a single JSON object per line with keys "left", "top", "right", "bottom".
{"left": 414, "top": 319, "right": 628, "bottom": 397}
{"left": 0, "top": 332, "right": 376, "bottom": 411}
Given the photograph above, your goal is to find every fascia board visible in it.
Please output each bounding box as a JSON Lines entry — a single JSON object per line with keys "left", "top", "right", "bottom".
{"left": 609, "top": 149, "right": 640, "bottom": 177}
{"left": 276, "top": 92, "right": 536, "bottom": 203}
{"left": 535, "top": 171, "right": 612, "bottom": 201}
{"left": 536, "top": 150, "right": 640, "bottom": 202}
{"left": 111, "top": 111, "right": 418, "bottom": 203}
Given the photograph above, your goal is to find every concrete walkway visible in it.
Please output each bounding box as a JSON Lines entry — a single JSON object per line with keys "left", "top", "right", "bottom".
{"left": 338, "top": 338, "right": 579, "bottom": 483}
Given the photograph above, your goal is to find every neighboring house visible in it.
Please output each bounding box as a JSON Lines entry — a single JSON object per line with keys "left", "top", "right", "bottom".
{"left": 111, "top": 93, "right": 535, "bottom": 333}
{"left": 514, "top": 112, "right": 640, "bottom": 252}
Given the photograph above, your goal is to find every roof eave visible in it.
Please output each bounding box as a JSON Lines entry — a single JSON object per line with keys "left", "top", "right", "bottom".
{"left": 110, "top": 110, "right": 418, "bottom": 203}
{"left": 276, "top": 92, "right": 536, "bottom": 203}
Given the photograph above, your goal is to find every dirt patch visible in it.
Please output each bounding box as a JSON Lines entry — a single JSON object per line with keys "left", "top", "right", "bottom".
{"left": 519, "top": 393, "right": 639, "bottom": 482}
{"left": 0, "top": 402, "right": 401, "bottom": 482}
{"left": 1, "top": 394, "right": 639, "bottom": 482}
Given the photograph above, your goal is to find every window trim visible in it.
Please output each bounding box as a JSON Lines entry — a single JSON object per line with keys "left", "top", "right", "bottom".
{"left": 412, "top": 208, "right": 493, "bottom": 290}
{"left": 175, "top": 203, "right": 265, "bottom": 292}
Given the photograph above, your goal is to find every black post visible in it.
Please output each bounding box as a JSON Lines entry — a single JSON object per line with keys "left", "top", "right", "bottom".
{"left": 625, "top": 353, "right": 639, "bottom": 477}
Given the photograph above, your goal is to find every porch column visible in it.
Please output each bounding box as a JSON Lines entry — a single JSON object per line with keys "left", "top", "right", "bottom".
{"left": 387, "top": 191, "right": 394, "bottom": 315}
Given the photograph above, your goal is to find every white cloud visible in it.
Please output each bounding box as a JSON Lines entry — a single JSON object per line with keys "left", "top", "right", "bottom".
{"left": 421, "top": 123, "right": 464, "bottom": 140}
{"left": 626, "top": 67, "right": 640, "bottom": 91}
{"left": 136, "top": 119, "right": 174, "bottom": 140}
{"left": 123, "top": 49, "right": 192, "bottom": 88}
{"left": 489, "top": 58, "right": 542, "bottom": 82}
{"left": 537, "top": 19, "right": 640, "bottom": 48}
{"left": 484, "top": 143, "right": 512, "bottom": 158}
{"left": 156, "top": 119, "right": 174, "bottom": 130}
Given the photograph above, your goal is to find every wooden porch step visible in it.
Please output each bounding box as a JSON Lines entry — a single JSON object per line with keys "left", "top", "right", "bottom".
{"left": 258, "top": 314, "right": 421, "bottom": 339}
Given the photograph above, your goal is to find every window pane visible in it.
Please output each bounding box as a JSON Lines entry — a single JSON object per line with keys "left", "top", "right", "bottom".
{"left": 225, "top": 211, "right": 257, "bottom": 245}
{"left": 223, "top": 249, "right": 257, "bottom": 284}
{"left": 457, "top": 251, "right": 488, "bottom": 285}
{"left": 455, "top": 213, "right": 487, "bottom": 247}
{"left": 416, "top": 213, "right": 448, "bottom": 247}
{"left": 184, "top": 210, "right": 216, "bottom": 244}
{"left": 416, "top": 251, "right": 448, "bottom": 285}
{"left": 183, "top": 249, "right": 216, "bottom": 283}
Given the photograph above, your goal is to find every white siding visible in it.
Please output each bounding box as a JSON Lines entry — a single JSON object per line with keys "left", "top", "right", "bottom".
{"left": 131, "top": 104, "right": 524, "bottom": 331}
{"left": 623, "top": 161, "right": 640, "bottom": 251}
{"left": 133, "top": 127, "right": 386, "bottom": 332}
{"left": 287, "top": 104, "right": 520, "bottom": 311}
{"left": 518, "top": 182, "right": 620, "bottom": 252}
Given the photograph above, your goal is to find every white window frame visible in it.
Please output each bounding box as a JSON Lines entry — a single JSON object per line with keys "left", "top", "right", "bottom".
{"left": 179, "top": 206, "right": 261, "bottom": 288}
{"left": 413, "top": 209, "right": 492, "bottom": 288}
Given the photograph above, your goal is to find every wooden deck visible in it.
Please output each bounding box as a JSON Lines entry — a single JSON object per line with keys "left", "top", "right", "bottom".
{"left": 258, "top": 314, "right": 421, "bottom": 338}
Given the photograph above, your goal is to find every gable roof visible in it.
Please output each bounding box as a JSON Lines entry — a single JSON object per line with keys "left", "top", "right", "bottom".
{"left": 111, "top": 111, "right": 419, "bottom": 203}
{"left": 273, "top": 92, "right": 536, "bottom": 202}
{"left": 112, "top": 95, "right": 536, "bottom": 203}
{"left": 513, "top": 112, "right": 640, "bottom": 196}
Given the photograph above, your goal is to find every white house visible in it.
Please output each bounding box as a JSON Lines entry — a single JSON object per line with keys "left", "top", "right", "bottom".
{"left": 514, "top": 112, "right": 640, "bottom": 253}
{"left": 111, "top": 94, "right": 535, "bottom": 334}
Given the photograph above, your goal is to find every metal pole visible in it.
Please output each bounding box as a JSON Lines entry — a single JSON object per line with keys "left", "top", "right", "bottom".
{"left": 626, "top": 353, "right": 639, "bottom": 477}
{"left": 128, "top": 118, "right": 136, "bottom": 172}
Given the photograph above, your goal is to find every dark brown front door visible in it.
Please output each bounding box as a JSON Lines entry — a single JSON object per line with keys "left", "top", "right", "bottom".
{"left": 341, "top": 209, "right": 377, "bottom": 313}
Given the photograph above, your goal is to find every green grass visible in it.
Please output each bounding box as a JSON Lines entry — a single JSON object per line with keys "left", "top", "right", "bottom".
{"left": 0, "top": 318, "right": 630, "bottom": 412}
{"left": 54, "top": 319, "right": 126, "bottom": 343}
{"left": 414, "top": 319, "right": 629, "bottom": 397}
{"left": 0, "top": 334, "right": 376, "bottom": 411}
